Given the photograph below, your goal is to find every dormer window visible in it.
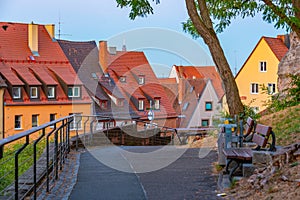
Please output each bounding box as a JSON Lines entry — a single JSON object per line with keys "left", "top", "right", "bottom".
{"left": 138, "top": 75, "right": 145, "bottom": 85}
{"left": 68, "top": 86, "right": 80, "bottom": 98}
{"left": 120, "top": 76, "right": 126, "bottom": 83}
{"left": 117, "top": 99, "right": 124, "bottom": 107}
{"left": 101, "top": 100, "right": 107, "bottom": 109}
{"left": 138, "top": 99, "right": 144, "bottom": 111}
{"left": 91, "top": 73, "right": 98, "bottom": 80}
{"left": 47, "top": 86, "right": 55, "bottom": 98}
{"left": 154, "top": 98, "right": 160, "bottom": 110}
{"left": 30, "top": 87, "right": 38, "bottom": 99}
{"left": 12, "top": 87, "right": 21, "bottom": 99}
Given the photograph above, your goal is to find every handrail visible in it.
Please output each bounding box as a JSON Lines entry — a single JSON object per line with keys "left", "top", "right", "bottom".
{"left": 0, "top": 115, "right": 74, "bottom": 148}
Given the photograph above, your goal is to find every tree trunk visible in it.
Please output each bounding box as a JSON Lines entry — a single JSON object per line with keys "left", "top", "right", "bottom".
{"left": 185, "top": 0, "right": 244, "bottom": 116}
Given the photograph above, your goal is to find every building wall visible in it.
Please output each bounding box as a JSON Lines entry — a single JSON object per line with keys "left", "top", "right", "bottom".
{"left": 235, "top": 39, "right": 280, "bottom": 112}
{"left": 0, "top": 88, "right": 5, "bottom": 139}
{"left": 188, "top": 81, "right": 221, "bottom": 127}
{"left": 4, "top": 103, "right": 91, "bottom": 137}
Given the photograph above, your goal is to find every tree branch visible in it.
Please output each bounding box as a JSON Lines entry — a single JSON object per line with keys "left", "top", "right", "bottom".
{"left": 197, "top": 0, "right": 214, "bottom": 30}
{"left": 262, "top": 0, "right": 300, "bottom": 38}
{"left": 185, "top": 0, "right": 212, "bottom": 43}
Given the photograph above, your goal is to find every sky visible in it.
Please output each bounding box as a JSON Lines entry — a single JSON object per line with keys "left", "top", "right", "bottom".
{"left": 0, "top": 0, "right": 287, "bottom": 77}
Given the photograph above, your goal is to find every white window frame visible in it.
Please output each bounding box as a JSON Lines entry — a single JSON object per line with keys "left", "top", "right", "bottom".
{"left": 138, "top": 99, "right": 144, "bottom": 111}
{"left": 120, "top": 76, "right": 126, "bottom": 83}
{"left": 250, "top": 83, "right": 259, "bottom": 94}
{"left": 138, "top": 76, "right": 145, "bottom": 85}
{"left": 259, "top": 61, "right": 267, "bottom": 72}
{"left": 30, "top": 87, "right": 38, "bottom": 99}
{"left": 154, "top": 99, "right": 160, "bottom": 110}
{"left": 12, "top": 87, "right": 21, "bottom": 99}
{"left": 268, "top": 83, "right": 276, "bottom": 94}
{"left": 14, "top": 115, "right": 22, "bottom": 129}
{"left": 68, "top": 86, "right": 80, "bottom": 98}
{"left": 47, "top": 86, "right": 55, "bottom": 98}
{"left": 32, "top": 114, "right": 38, "bottom": 127}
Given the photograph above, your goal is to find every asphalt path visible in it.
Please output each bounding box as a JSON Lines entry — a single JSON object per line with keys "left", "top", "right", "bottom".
{"left": 69, "top": 146, "right": 221, "bottom": 200}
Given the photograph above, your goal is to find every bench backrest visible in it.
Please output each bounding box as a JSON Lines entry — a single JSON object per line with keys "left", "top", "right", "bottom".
{"left": 244, "top": 117, "right": 255, "bottom": 136}
{"left": 252, "top": 124, "right": 272, "bottom": 148}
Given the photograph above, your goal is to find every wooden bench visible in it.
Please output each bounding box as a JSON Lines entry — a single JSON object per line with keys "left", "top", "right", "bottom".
{"left": 223, "top": 123, "right": 276, "bottom": 182}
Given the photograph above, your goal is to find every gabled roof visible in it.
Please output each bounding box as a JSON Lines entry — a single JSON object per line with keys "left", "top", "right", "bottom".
{"left": 0, "top": 63, "right": 24, "bottom": 85}
{"left": 29, "top": 66, "right": 58, "bottom": 85}
{"left": 263, "top": 37, "right": 288, "bottom": 61}
{"left": 106, "top": 50, "right": 177, "bottom": 118}
{"left": 48, "top": 65, "right": 82, "bottom": 85}
{"left": 236, "top": 36, "right": 289, "bottom": 78}
{"left": 0, "top": 22, "right": 68, "bottom": 62}
{"left": 12, "top": 66, "right": 42, "bottom": 85}
{"left": 173, "top": 65, "right": 224, "bottom": 99}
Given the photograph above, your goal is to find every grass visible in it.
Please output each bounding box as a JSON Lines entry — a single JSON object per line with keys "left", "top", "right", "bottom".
{"left": 0, "top": 140, "right": 46, "bottom": 193}
{"left": 259, "top": 104, "right": 300, "bottom": 146}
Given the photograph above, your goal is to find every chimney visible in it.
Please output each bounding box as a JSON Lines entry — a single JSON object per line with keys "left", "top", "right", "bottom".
{"left": 277, "top": 34, "right": 290, "bottom": 48}
{"left": 45, "top": 24, "right": 55, "bottom": 39}
{"left": 99, "top": 41, "right": 108, "bottom": 71}
{"left": 178, "top": 78, "right": 185, "bottom": 104}
{"left": 28, "top": 22, "right": 39, "bottom": 56}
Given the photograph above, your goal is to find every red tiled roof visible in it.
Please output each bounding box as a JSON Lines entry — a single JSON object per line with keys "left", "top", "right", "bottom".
{"left": 29, "top": 66, "right": 58, "bottom": 85}
{"left": 0, "top": 63, "right": 24, "bottom": 85}
{"left": 12, "top": 66, "right": 42, "bottom": 85}
{"left": 159, "top": 78, "right": 176, "bottom": 84}
{"left": 0, "top": 22, "right": 68, "bottom": 62}
{"left": 174, "top": 65, "right": 224, "bottom": 99}
{"left": 107, "top": 51, "right": 177, "bottom": 118}
{"left": 48, "top": 65, "right": 82, "bottom": 85}
{"left": 263, "top": 37, "right": 288, "bottom": 61}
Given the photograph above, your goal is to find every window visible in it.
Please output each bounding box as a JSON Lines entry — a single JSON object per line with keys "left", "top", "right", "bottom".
{"left": 201, "top": 119, "right": 209, "bottom": 127}
{"left": 260, "top": 61, "right": 267, "bottom": 72}
{"left": 91, "top": 73, "right": 98, "bottom": 80}
{"left": 205, "top": 102, "right": 212, "bottom": 111}
{"left": 138, "top": 76, "right": 145, "bottom": 85}
{"left": 68, "top": 86, "right": 80, "bottom": 97}
{"left": 14, "top": 115, "right": 22, "bottom": 129}
{"left": 12, "top": 87, "right": 21, "bottom": 99}
{"left": 138, "top": 99, "right": 144, "bottom": 111}
{"left": 154, "top": 99, "right": 160, "bottom": 110}
{"left": 30, "top": 87, "right": 38, "bottom": 99}
{"left": 117, "top": 99, "right": 124, "bottom": 107}
{"left": 190, "top": 86, "right": 194, "bottom": 93}
{"left": 251, "top": 83, "right": 259, "bottom": 94}
{"left": 50, "top": 113, "right": 56, "bottom": 128}
{"left": 32, "top": 114, "right": 38, "bottom": 127}
{"left": 183, "top": 102, "right": 189, "bottom": 111}
{"left": 101, "top": 101, "right": 107, "bottom": 109}
{"left": 70, "top": 113, "right": 82, "bottom": 130}
{"left": 268, "top": 83, "right": 276, "bottom": 94}
{"left": 47, "top": 87, "right": 55, "bottom": 98}
{"left": 120, "top": 76, "right": 126, "bottom": 83}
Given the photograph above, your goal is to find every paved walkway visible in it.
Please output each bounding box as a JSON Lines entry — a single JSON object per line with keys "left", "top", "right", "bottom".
{"left": 69, "top": 146, "right": 222, "bottom": 200}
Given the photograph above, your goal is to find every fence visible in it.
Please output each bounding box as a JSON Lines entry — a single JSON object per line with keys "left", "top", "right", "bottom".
{"left": 0, "top": 115, "right": 74, "bottom": 200}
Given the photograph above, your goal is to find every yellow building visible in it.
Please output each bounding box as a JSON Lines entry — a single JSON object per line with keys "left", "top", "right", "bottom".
{"left": 0, "top": 22, "right": 92, "bottom": 137}
{"left": 235, "top": 36, "right": 288, "bottom": 112}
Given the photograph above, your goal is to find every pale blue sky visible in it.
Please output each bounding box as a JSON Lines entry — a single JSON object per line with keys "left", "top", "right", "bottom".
{"left": 0, "top": 0, "right": 286, "bottom": 77}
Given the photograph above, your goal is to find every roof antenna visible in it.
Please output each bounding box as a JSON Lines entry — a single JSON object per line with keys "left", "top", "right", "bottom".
{"left": 122, "top": 39, "right": 127, "bottom": 51}
{"left": 56, "top": 13, "right": 71, "bottom": 39}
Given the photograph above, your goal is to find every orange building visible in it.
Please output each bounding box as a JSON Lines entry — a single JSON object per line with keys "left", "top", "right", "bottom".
{"left": 0, "top": 22, "right": 92, "bottom": 137}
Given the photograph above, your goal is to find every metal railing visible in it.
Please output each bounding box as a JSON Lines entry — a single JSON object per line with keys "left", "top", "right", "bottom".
{"left": 0, "top": 115, "right": 74, "bottom": 200}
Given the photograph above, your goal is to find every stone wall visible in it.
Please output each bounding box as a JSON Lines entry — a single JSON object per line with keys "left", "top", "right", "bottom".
{"left": 278, "top": 32, "right": 300, "bottom": 96}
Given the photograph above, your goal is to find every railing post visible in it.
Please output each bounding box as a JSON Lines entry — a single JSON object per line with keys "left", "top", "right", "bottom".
{"left": 54, "top": 128, "right": 59, "bottom": 180}
{"left": 46, "top": 123, "right": 56, "bottom": 192}
{"left": 33, "top": 129, "right": 45, "bottom": 200}
{"left": 14, "top": 135, "right": 29, "bottom": 200}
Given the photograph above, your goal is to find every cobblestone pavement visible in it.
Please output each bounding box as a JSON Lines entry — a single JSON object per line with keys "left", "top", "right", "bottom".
{"left": 39, "top": 146, "right": 223, "bottom": 200}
